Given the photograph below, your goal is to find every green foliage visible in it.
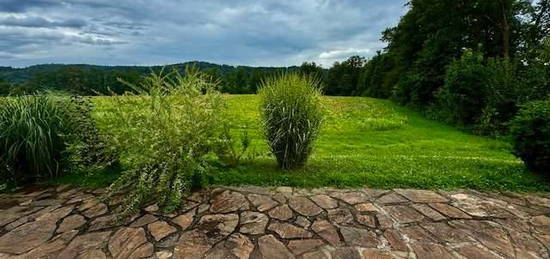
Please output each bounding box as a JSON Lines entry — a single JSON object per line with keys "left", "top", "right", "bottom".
{"left": 214, "top": 128, "right": 252, "bottom": 168}
{"left": 68, "top": 95, "right": 549, "bottom": 192}
{"left": 299, "top": 62, "right": 325, "bottom": 79}
{"left": 0, "top": 77, "right": 14, "bottom": 95}
{"left": 510, "top": 99, "right": 550, "bottom": 173}
{"left": 0, "top": 96, "right": 72, "bottom": 183}
{"left": 357, "top": 52, "right": 395, "bottom": 98}
{"left": 102, "top": 66, "right": 230, "bottom": 216}
{"left": 214, "top": 95, "right": 548, "bottom": 191}
{"left": 259, "top": 73, "right": 323, "bottom": 169}
{"left": 64, "top": 96, "right": 116, "bottom": 172}
{"left": 477, "top": 58, "right": 523, "bottom": 134}
{"left": 326, "top": 56, "right": 366, "bottom": 96}
{"left": 0, "top": 62, "right": 306, "bottom": 96}
{"left": 437, "top": 50, "right": 490, "bottom": 125}
{"left": 0, "top": 94, "right": 113, "bottom": 186}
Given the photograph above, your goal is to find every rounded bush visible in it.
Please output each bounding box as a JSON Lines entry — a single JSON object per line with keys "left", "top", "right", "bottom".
{"left": 259, "top": 73, "right": 323, "bottom": 169}
{"left": 510, "top": 99, "right": 550, "bottom": 173}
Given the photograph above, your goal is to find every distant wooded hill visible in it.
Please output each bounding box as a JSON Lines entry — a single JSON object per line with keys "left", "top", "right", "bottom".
{"left": 0, "top": 62, "right": 312, "bottom": 95}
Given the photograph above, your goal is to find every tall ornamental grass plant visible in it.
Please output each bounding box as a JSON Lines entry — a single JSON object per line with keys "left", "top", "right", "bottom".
{"left": 259, "top": 73, "right": 323, "bottom": 169}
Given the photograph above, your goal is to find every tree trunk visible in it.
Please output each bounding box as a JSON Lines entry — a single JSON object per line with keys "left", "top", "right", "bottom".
{"left": 500, "top": 0, "right": 511, "bottom": 58}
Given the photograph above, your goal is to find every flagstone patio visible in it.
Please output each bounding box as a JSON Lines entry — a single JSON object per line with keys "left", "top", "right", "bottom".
{"left": 0, "top": 185, "right": 549, "bottom": 259}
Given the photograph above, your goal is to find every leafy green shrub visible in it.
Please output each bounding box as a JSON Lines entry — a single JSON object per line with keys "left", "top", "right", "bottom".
{"left": 65, "top": 96, "right": 116, "bottom": 171}
{"left": 259, "top": 73, "right": 323, "bottom": 169}
{"left": 0, "top": 96, "right": 72, "bottom": 183}
{"left": 510, "top": 99, "right": 550, "bottom": 173}
{"left": 437, "top": 50, "right": 490, "bottom": 126}
{"left": 102, "top": 67, "right": 230, "bottom": 216}
{"left": 476, "top": 58, "right": 523, "bottom": 135}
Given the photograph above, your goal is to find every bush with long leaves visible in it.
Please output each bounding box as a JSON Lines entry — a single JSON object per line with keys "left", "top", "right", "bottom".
{"left": 102, "top": 66, "right": 229, "bottom": 216}
{"left": 0, "top": 96, "right": 71, "bottom": 183}
{"left": 0, "top": 95, "right": 113, "bottom": 185}
{"left": 259, "top": 73, "right": 323, "bottom": 169}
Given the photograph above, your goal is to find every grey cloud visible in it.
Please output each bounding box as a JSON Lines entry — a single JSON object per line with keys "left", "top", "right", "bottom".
{"left": 0, "top": 0, "right": 407, "bottom": 67}
{"left": 0, "top": 15, "right": 86, "bottom": 28}
{"left": 0, "top": 0, "right": 61, "bottom": 12}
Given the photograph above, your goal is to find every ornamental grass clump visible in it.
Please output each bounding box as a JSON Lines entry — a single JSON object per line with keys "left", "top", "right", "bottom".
{"left": 0, "top": 96, "right": 69, "bottom": 182}
{"left": 0, "top": 95, "right": 110, "bottom": 184}
{"left": 102, "top": 66, "right": 230, "bottom": 217}
{"left": 259, "top": 73, "right": 323, "bottom": 169}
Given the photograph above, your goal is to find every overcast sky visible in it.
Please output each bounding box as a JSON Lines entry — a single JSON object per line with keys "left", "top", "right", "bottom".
{"left": 0, "top": 0, "right": 407, "bottom": 68}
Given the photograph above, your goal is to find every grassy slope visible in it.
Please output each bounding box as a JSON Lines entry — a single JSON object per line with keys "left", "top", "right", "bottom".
{"left": 85, "top": 94, "right": 548, "bottom": 191}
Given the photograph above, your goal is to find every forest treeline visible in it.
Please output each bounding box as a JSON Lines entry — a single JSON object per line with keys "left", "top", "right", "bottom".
{"left": 0, "top": 62, "right": 300, "bottom": 95}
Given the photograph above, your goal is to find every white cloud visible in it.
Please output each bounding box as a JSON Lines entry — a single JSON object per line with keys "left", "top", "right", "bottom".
{"left": 319, "top": 48, "right": 370, "bottom": 59}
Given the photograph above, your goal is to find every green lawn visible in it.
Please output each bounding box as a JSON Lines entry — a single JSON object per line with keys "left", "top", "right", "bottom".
{"left": 61, "top": 94, "right": 548, "bottom": 191}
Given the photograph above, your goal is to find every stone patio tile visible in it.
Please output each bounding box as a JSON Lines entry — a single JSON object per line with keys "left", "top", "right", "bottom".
{"left": 411, "top": 203, "right": 446, "bottom": 221}
{"left": 339, "top": 226, "right": 379, "bottom": 247}
{"left": 395, "top": 189, "right": 448, "bottom": 203}
{"left": 197, "top": 214, "right": 239, "bottom": 240}
{"left": 0, "top": 220, "right": 57, "bottom": 254}
{"left": 375, "top": 193, "right": 408, "bottom": 204}
{"left": 361, "top": 248, "right": 393, "bottom": 259}
{"left": 269, "top": 204, "right": 293, "bottom": 220}
{"left": 130, "top": 214, "right": 158, "bottom": 227}
{"left": 455, "top": 244, "right": 502, "bottom": 259}
{"left": 89, "top": 215, "right": 118, "bottom": 231}
{"left": 302, "top": 250, "right": 330, "bottom": 259}
{"left": 289, "top": 196, "right": 323, "bottom": 216}
{"left": 384, "top": 205, "right": 425, "bottom": 224}
{"left": 429, "top": 203, "right": 471, "bottom": 219}
{"left": 331, "top": 247, "right": 362, "bottom": 259}
{"left": 210, "top": 190, "right": 249, "bottom": 213}
{"left": 57, "top": 214, "right": 86, "bottom": 233}
{"left": 287, "top": 239, "right": 325, "bottom": 255}
{"left": 376, "top": 213, "right": 395, "bottom": 229}
{"left": 420, "top": 222, "right": 473, "bottom": 243}
{"left": 383, "top": 229, "right": 408, "bottom": 251}
{"left": 248, "top": 194, "right": 278, "bottom": 212}
{"left": 400, "top": 225, "right": 439, "bottom": 243}
{"left": 330, "top": 191, "right": 370, "bottom": 205}
{"left": 328, "top": 208, "right": 354, "bottom": 225}
{"left": 410, "top": 242, "right": 455, "bottom": 259}
{"left": 204, "top": 233, "right": 254, "bottom": 259}
{"left": 58, "top": 231, "right": 111, "bottom": 259}
{"left": 21, "top": 230, "right": 78, "bottom": 258}
{"left": 354, "top": 202, "right": 379, "bottom": 212}
{"left": 172, "top": 210, "right": 195, "bottom": 230}
{"left": 82, "top": 202, "right": 108, "bottom": 218}
{"left": 109, "top": 227, "right": 152, "bottom": 259}
{"left": 174, "top": 230, "right": 214, "bottom": 259}
{"left": 530, "top": 215, "right": 550, "bottom": 233}
{"left": 148, "top": 221, "right": 177, "bottom": 241}
{"left": 310, "top": 194, "right": 338, "bottom": 209}
{"left": 357, "top": 214, "right": 377, "bottom": 228}
{"left": 239, "top": 211, "right": 268, "bottom": 235}
{"left": 257, "top": 234, "right": 295, "bottom": 259}
{"left": 311, "top": 219, "right": 342, "bottom": 246}
{"left": 268, "top": 222, "right": 312, "bottom": 239}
